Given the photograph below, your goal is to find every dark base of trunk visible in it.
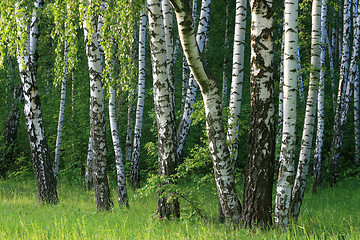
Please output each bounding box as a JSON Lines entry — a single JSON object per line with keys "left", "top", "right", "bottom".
{"left": 157, "top": 195, "right": 180, "bottom": 219}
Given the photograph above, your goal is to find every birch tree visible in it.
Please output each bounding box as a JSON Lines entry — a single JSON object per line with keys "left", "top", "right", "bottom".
{"left": 274, "top": 0, "right": 298, "bottom": 229}
{"left": 83, "top": 0, "right": 113, "bottom": 211}
{"left": 290, "top": 0, "right": 322, "bottom": 219}
{"left": 329, "top": 0, "right": 360, "bottom": 185}
{"left": 242, "top": 0, "right": 275, "bottom": 228}
{"left": 227, "top": 0, "right": 247, "bottom": 169}
{"left": 313, "top": 0, "right": 328, "bottom": 194}
{"left": 131, "top": 7, "right": 147, "bottom": 188}
{"left": 147, "top": 0, "right": 179, "bottom": 218}
{"left": 176, "top": 0, "right": 211, "bottom": 160}
{"left": 12, "top": 0, "right": 59, "bottom": 203}
{"left": 169, "top": 0, "right": 242, "bottom": 225}
{"left": 53, "top": 41, "right": 69, "bottom": 181}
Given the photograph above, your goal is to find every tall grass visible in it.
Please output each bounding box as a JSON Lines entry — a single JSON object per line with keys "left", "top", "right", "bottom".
{"left": 0, "top": 177, "right": 359, "bottom": 239}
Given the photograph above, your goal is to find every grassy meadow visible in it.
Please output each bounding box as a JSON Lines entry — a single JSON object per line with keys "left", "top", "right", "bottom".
{"left": 0, "top": 176, "right": 359, "bottom": 239}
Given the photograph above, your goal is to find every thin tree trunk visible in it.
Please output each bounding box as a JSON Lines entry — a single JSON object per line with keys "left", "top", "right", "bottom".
{"left": 274, "top": 0, "right": 299, "bottom": 230}
{"left": 313, "top": 0, "right": 327, "bottom": 195}
{"left": 242, "top": 0, "right": 275, "bottom": 229}
{"left": 329, "top": 0, "right": 360, "bottom": 185}
{"left": 290, "top": 0, "right": 322, "bottom": 220}
{"left": 326, "top": 32, "right": 337, "bottom": 112}
{"left": 147, "top": 0, "right": 179, "bottom": 219}
{"left": 355, "top": 65, "right": 360, "bottom": 166}
{"left": 131, "top": 7, "right": 147, "bottom": 189}
{"left": 125, "top": 93, "right": 134, "bottom": 164}
{"left": 85, "top": 133, "right": 93, "bottom": 190}
{"left": 275, "top": 28, "right": 285, "bottom": 168}
{"left": 83, "top": 1, "right": 113, "bottom": 211}
{"left": 54, "top": 41, "right": 69, "bottom": 181}
{"left": 176, "top": 0, "right": 211, "bottom": 161}
{"left": 227, "top": 0, "right": 247, "bottom": 170}
{"left": 15, "top": 0, "right": 58, "bottom": 203}
{"left": 297, "top": 46, "right": 305, "bottom": 103}
{"left": 169, "top": 0, "right": 241, "bottom": 225}
{"left": 222, "top": 0, "right": 229, "bottom": 108}
{"left": 109, "top": 64, "right": 129, "bottom": 207}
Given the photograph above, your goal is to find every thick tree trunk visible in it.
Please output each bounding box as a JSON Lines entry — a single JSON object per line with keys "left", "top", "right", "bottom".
{"left": 169, "top": 0, "right": 241, "bottom": 225}
{"left": 227, "top": 0, "right": 247, "bottom": 169}
{"left": 147, "top": 0, "right": 179, "bottom": 219}
{"left": 54, "top": 41, "right": 69, "bottom": 181}
{"left": 290, "top": 0, "right": 322, "bottom": 219}
{"left": 329, "top": 1, "right": 360, "bottom": 185}
{"left": 242, "top": 0, "right": 275, "bottom": 229}
{"left": 16, "top": 0, "right": 58, "bottom": 204}
{"left": 313, "top": 0, "right": 327, "bottom": 194}
{"left": 176, "top": 0, "right": 211, "bottom": 161}
{"left": 274, "top": 0, "right": 298, "bottom": 230}
{"left": 131, "top": 8, "right": 147, "bottom": 189}
{"left": 83, "top": 2, "right": 113, "bottom": 211}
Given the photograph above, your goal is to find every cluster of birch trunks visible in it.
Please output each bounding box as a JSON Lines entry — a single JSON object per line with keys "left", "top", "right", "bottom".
{"left": 0, "top": 0, "right": 359, "bottom": 230}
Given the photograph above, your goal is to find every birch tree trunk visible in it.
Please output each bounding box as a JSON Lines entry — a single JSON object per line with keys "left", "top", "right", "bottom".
{"left": 85, "top": 133, "right": 93, "bottom": 190}
{"left": 222, "top": 0, "right": 229, "bottom": 108}
{"left": 226, "top": 0, "right": 247, "bottom": 169}
{"left": 355, "top": 64, "right": 360, "bottom": 166}
{"left": 109, "top": 72, "right": 129, "bottom": 208}
{"left": 15, "top": 0, "right": 58, "bottom": 203}
{"left": 290, "top": 0, "right": 322, "bottom": 219}
{"left": 147, "top": 0, "right": 179, "bottom": 219}
{"left": 131, "top": 8, "right": 147, "bottom": 188}
{"left": 313, "top": 0, "right": 327, "bottom": 194}
{"left": 83, "top": 1, "right": 112, "bottom": 211}
{"left": 242, "top": 0, "right": 275, "bottom": 229}
{"left": 54, "top": 41, "right": 69, "bottom": 181}
{"left": 176, "top": 0, "right": 211, "bottom": 161}
{"left": 274, "top": 0, "right": 298, "bottom": 229}
{"left": 329, "top": 0, "right": 360, "bottom": 185}
{"left": 275, "top": 29, "right": 284, "bottom": 168}
{"left": 336, "top": 0, "right": 351, "bottom": 112}
{"left": 169, "top": 0, "right": 241, "bottom": 225}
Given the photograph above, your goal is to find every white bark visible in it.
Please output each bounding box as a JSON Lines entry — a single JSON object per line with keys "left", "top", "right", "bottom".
{"left": 109, "top": 76, "right": 129, "bottom": 207}
{"left": 313, "top": 0, "right": 328, "bottom": 194}
{"left": 131, "top": 8, "right": 147, "bottom": 188}
{"left": 297, "top": 46, "right": 305, "bottom": 103}
{"left": 355, "top": 64, "right": 360, "bottom": 166}
{"left": 83, "top": 0, "right": 112, "bottom": 210}
{"left": 222, "top": 0, "right": 229, "bottom": 107}
{"left": 54, "top": 41, "right": 69, "bottom": 181}
{"left": 147, "top": 0, "right": 179, "bottom": 218}
{"left": 85, "top": 133, "right": 93, "bottom": 189}
{"left": 336, "top": 0, "right": 352, "bottom": 112}
{"left": 176, "top": 0, "right": 211, "bottom": 160}
{"left": 291, "top": 0, "right": 322, "bottom": 219}
{"left": 169, "top": 0, "right": 241, "bottom": 225}
{"left": 274, "top": 0, "right": 299, "bottom": 229}
{"left": 227, "top": 0, "right": 247, "bottom": 169}
{"left": 16, "top": 0, "right": 58, "bottom": 203}
{"left": 329, "top": 0, "right": 360, "bottom": 184}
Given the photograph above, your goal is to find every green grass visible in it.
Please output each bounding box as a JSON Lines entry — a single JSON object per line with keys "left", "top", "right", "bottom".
{"left": 0, "top": 177, "right": 359, "bottom": 239}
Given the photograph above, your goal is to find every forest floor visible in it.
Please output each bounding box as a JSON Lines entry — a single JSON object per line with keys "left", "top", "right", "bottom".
{"left": 0, "top": 176, "right": 359, "bottom": 239}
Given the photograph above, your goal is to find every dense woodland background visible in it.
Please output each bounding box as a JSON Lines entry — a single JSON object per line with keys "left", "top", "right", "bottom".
{"left": 0, "top": 0, "right": 359, "bottom": 235}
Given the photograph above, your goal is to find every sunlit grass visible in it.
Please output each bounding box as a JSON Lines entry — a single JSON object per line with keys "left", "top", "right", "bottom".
{"left": 0, "top": 176, "right": 359, "bottom": 239}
